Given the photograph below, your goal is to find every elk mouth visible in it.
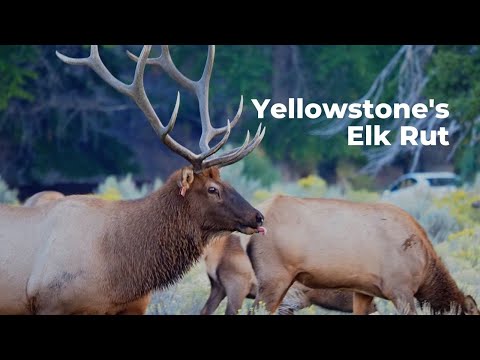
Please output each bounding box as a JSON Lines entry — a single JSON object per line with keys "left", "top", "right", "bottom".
{"left": 236, "top": 225, "right": 267, "bottom": 236}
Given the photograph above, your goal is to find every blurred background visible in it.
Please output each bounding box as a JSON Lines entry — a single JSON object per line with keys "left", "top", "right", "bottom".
{"left": 1, "top": 45, "right": 479, "bottom": 314}
{"left": 2, "top": 45, "right": 480, "bottom": 199}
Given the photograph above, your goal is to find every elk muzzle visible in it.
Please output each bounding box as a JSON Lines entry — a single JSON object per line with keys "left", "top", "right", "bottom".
{"left": 236, "top": 210, "right": 266, "bottom": 235}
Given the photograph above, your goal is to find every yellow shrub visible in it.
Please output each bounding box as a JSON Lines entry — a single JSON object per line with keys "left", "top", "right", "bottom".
{"left": 95, "top": 187, "right": 122, "bottom": 201}
{"left": 435, "top": 190, "right": 480, "bottom": 228}
{"left": 346, "top": 189, "right": 380, "bottom": 203}
{"left": 445, "top": 227, "right": 480, "bottom": 268}
{"left": 297, "top": 175, "right": 327, "bottom": 197}
{"left": 448, "top": 227, "right": 475, "bottom": 242}
{"left": 253, "top": 189, "right": 275, "bottom": 203}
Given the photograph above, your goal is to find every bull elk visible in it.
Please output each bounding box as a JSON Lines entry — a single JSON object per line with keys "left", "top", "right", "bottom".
{"left": 201, "top": 233, "right": 377, "bottom": 315}
{"left": 0, "top": 45, "right": 266, "bottom": 315}
{"left": 247, "top": 195, "right": 480, "bottom": 315}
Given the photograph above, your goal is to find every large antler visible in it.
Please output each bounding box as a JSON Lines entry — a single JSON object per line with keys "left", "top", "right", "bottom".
{"left": 56, "top": 45, "right": 265, "bottom": 172}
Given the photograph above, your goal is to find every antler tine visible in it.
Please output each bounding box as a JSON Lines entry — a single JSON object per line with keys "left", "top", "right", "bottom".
{"left": 56, "top": 45, "right": 200, "bottom": 166}
{"left": 56, "top": 45, "right": 132, "bottom": 97}
{"left": 197, "top": 45, "right": 216, "bottom": 152}
{"left": 205, "top": 129, "right": 265, "bottom": 169}
{"left": 162, "top": 91, "right": 181, "bottom": 138}
{"left": 203, "top": 123, "right": 266, "bottom": 169}
{"left": 217, "top": 125, "right": 266, "bottom": 168}
{"left": 128, "top": 46, "right": 245, "bottom": 154}
{"left": 211, "top": 96, "right": 244, "bottom": 138}
{"left": 126, "top": 46, "right": 196, "bottom": 93}
{"left": 197, "top": 120, "right": 231, "bottom": 162}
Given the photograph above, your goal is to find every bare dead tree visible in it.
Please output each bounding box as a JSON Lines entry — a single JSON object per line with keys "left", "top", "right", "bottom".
{"left": 310, "top": 45, "right": 470, "bottom": 175}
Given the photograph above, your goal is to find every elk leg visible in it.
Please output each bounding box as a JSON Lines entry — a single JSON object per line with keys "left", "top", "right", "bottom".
{"left": 200, "top": 277, "right": 226, "bottom": 315}
{"left": 222, "top": 275, "right": 252, "bottom": 315}
{"left": 353, "top": 292, "right": 374, "bottom": 315}
{"left": 277, "top": 306, "right": 295, "bottom": 315}
{"left": 254, "top": 277, "right": 295, "bottom": 314}
{"left": 277, "top": 286, "right": 310, "bottom": 315}
{"left": 390, "top": 291, "right": 417, "bottom": 315}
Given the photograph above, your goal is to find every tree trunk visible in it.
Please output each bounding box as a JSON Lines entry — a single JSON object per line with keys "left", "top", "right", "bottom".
{"left": 272, "top": 46, "right": 292, "bottom": 104}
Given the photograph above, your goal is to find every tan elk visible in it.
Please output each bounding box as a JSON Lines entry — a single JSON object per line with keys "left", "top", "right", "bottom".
{"left": 23, "top": 191, "right": 65, "bottom": 207}
{"left": 247, "top": 195, "right": 480, "bottom": 315}
{"left": 201, "top": 233, "right": 377, "bottom": 315}
{"left": 0, "top": 45, "right": 266, "bottom": 315}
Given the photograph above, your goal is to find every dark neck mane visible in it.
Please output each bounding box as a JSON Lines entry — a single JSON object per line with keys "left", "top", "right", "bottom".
{"left": 416, "top": 256, "right": 465, "bottom": 314}
{"left": 102, "top": 180, "right": 215, "bottom": 304}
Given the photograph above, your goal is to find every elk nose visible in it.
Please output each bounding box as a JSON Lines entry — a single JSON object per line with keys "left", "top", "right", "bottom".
{"left": 256, "top": 212, "right": 264, "bottom": 226}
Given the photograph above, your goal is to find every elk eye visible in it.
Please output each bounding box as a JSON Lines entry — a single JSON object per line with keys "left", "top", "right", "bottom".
{"left": 208, "top": 187, "right": 217, "bottom": 194}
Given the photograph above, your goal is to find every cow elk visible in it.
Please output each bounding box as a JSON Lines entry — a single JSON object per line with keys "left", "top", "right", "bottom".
{"left": 248, "top": 195, "right": 480, "bottom": 315}
{"left": 0, "top": 45, "right": 266, "bottom": 315}
{"left": 201, "top": 233, "right": 377, "bottom": 315}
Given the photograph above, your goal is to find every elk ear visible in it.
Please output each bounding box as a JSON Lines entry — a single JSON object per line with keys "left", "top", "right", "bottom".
{"left": 206, "top": 166, "right": 220, "bottom": 180}
{"left": 178, "top": 167, "right": 194, "bottom": 197}
{"left": 464, "top": 295, "right": 479, "bottom": 315}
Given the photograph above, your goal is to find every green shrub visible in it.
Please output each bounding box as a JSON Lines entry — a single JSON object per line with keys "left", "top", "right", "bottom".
{"left": 383, "top": 187, "right": 434, "bottom": 219}
{"left": 336, "top": 161, "right": 376, "bottom": 191}
{"left": 0, "top": 176, "right": 18, "bottom": 204}
{"left": 95, "top": 174, "right": 162, "bottom": 200}
{"left": 146, "top": 262, "right": 211, "bottom": 315}
{"left": 420, "top": 207, "right": 460, "bottom": 244}
{"left": 215, "top": 144, "right": 281, "bottom": 189}
{"left": 219, "top": 158, "right": 262, "bottom": 202}
{"left": 242, "top": 148, "right": 281, "bottom": 187}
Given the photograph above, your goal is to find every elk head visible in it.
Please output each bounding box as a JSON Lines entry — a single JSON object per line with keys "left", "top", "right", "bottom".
{"left": 173, "top": 166, "right": 265, "bottom": 235}
{"left": 56, "top": 45, "right": 266, "bottom": 235}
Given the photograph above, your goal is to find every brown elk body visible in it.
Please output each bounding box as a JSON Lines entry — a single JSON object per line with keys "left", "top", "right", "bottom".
{"left": 248, "top": 195, "right": 479, "bottom": 315}
{"left": 201, "top": 233, "right": 376, "bottom": 315}
{"left": 0, "top": 45, "right": 266, "bottom": 315}
{"left": 23, "top": 191, "right": 154, "bottom": 314}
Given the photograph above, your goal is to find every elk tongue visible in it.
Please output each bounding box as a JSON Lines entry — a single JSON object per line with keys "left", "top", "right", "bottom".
{"left": 257, "top": 226, "right": 267, "bottom": 236}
